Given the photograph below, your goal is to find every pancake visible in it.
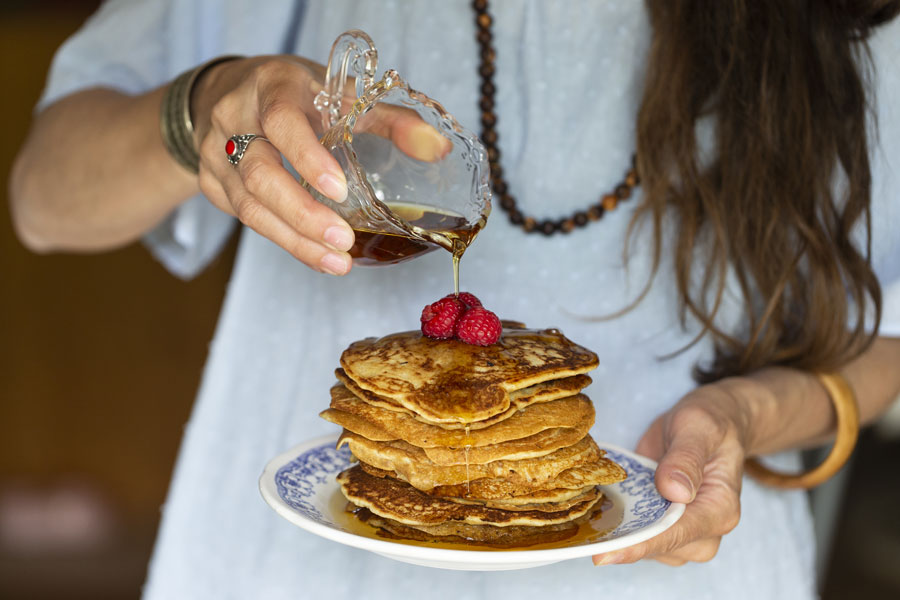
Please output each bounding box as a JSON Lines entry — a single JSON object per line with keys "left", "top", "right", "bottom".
{"left": 335, "top": 368, "right": 593, "bottom": 430}
{"left": 425, "top": 461, "right": 627, "bottom": 499}
{"left": 337, "top": 465, "right": 602, "bottom": 527}
{"left": 322, "top": 385, "right": 595, "bottom": 448}
{"left": 443, "top": 486, "right": 601, "bottom": 512}
{"left": 323, "top": 407, "right": 589, "bottom": 464}
{"left": 359, "top": 508, "right": 592, "bottom": 548}
{"left": 339, "top": 328, "right": 599, "bottom": 424}
{"left": 339, "top": 431, "right": 603, "bottom": 491}
{"left": 356, "top": 461, "right": 614, "bottom": 502}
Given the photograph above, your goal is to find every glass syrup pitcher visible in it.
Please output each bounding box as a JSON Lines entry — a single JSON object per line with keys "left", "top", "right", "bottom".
{"left": 305, "top": 29, "right": 491, "bottom": 266}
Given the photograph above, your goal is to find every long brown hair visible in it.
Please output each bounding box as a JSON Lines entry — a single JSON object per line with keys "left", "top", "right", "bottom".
{"left": 634, "top": 0, "right": 900, "bottom": 382}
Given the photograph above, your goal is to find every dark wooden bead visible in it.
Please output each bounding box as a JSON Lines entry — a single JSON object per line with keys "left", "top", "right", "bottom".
{"left": 615, "top": 184, "right": 631, "bottom": 199}
{"left": 588, "top": 205, "right": 605, "bottom": 220}
{"left": 477, "top": 13, "right": 492, "bottom": 28}
{"left": 522, "top": 216, "right": 536, "bottom": 231}
{"left": 479, "top": 97, "right": 494, "bottom": 112}
{"left": 479, "top": 63, "right": 495, "bottom": 78}
{"left": 539, "top": 220, "right": 558, "bottom": 235}
{"left": 574, "top": 211, "right": 589, "bottom": 226}
{"left": 472, "top": 0, "right": 488, "bottom": 12}
{"left": 509, "top": 210, "right": 524, "bottom": 225}
{"left": 480, "top": 81, "right": 495, "bottom": 96}
{"left": 482, "top": 129, "right": 498, "bottom": 144}
{"left": 491, "top": 180, "right": 507, "bottom": 195}
{"left": 499, "top": 194, "right": 516, "bottom": 210}
{"left": 480, "top": 111, "right": 496, "bottom": 128}
{"left": 561, "top": 219, "right": 575, "bottom": 233}
{"left": 487, "top": 147, "right": 500, "bottom": 162}
{"left": 477, "top": 30, "right": 491, "bottom": 46}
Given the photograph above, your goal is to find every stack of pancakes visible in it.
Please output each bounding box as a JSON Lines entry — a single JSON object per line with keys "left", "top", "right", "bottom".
{"left": 321, "top": 325, "right": 626, "bottom": 547}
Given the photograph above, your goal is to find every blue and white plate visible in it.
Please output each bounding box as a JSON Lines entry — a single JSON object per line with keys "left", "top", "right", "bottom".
{"left": 259, "top": 434, "right": 684, "bottom": 571}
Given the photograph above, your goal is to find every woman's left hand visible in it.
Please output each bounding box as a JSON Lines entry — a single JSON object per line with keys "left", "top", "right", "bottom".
{"left": 592, "top": 379, "right": 752, "bottom": 566}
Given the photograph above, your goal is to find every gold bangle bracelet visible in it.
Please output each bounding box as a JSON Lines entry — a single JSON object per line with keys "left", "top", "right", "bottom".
{"left": 744, "top": 372, "right": 860, "bottom": 490}
{"left": 159, "top": 55, "right": 243, "bottom": 174}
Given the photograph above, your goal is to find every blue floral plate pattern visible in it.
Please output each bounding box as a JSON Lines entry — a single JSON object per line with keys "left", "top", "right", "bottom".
{"left": 260, "top": 434, "right": 684, "bottom": 571}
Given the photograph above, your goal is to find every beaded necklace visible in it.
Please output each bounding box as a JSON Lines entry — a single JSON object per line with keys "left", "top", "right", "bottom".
{"left": 472, "top": 0, "right": 640, "bottom": 235}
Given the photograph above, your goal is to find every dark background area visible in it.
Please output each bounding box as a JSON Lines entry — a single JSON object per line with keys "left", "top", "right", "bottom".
{"left": 0, "top": 2, "right": 897, "bottom": 598}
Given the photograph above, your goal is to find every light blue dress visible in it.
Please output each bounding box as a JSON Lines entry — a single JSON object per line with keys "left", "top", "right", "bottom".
{"left": 40, "top": 1, "right": 900, "bottom": 598}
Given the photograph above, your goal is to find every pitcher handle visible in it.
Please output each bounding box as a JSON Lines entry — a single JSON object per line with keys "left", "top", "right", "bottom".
{"left": 313, "top": 29, "right": 378, "bottom": 130}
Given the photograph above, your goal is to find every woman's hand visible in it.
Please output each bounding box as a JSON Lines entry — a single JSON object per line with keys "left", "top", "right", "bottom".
{"left": 191, "top": 56, "right": 451, "bottom": 276}
{"left": 592, "top": 379, "right": 752, "bottom": 566}
{"left": 191, "top": 56, "right": 356, "bottom": 275}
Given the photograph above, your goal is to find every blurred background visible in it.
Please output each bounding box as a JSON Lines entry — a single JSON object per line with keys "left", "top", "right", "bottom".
{"left": 0, "top": 2, "right": 898, "bottom": 599}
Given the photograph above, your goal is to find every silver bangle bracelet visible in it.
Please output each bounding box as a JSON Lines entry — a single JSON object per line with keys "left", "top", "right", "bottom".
{"left": 159, "top": 55, "right": 243, "bottom": 174}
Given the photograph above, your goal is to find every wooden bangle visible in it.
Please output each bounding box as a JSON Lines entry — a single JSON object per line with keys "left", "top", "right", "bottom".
{"left": 744, "top": 372, "right": 859, "bottom": 490}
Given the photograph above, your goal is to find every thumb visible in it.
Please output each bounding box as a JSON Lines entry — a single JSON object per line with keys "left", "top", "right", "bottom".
{"left": 654, "top": 410, "right": 722, "bottom": 504}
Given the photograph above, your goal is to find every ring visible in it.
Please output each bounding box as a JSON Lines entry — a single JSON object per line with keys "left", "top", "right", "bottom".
{"left": 225, "top": 133, "right": 269, "bottom": 166}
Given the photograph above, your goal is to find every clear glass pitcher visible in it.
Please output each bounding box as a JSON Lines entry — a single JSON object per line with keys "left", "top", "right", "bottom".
{"left": 305, "top": 30, "right": 491, "bottom": 266}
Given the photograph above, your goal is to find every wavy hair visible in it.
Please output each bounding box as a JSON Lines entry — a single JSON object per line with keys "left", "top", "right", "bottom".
{"left": 635, "top": 0, "right": 900, "bottom": 381}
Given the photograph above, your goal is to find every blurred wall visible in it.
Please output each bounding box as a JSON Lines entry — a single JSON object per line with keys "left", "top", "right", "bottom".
{"left": 0, "top": 4, "right": 236, "bottom": 598}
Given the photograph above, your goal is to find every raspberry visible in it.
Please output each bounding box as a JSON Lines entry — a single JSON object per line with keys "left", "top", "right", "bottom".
{"left": 420, "top": 297, "right": 464, "bottom": 339}
{"left": 456, "top": 307, "right": 502, "bottom": 346}
{"left": 444, "top": 291, "right": 482, "bottom": 310}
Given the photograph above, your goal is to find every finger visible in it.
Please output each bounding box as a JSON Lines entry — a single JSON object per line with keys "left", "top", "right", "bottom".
{"left": 253, "top": 62, "right": 348, "bottom": 202}
{"left": 358, "top": 103, "right": 452, "bottom": 162}
{"left": 215, "top": 155, "right": 352, "bottom": 275}
{"left": 652, "top": 555, "right": 687, "bottom": 567}
{"left": 593, "top": 474, "right": 739, "bottom": 565}
{"left": 655, "top": 407, "right": 727, "bottom": 503}
{"left": 653, "top": 537, "right": 722, "bottom": 565}
{"left": 232, "top": 140, "right": 355, "bottom": 253}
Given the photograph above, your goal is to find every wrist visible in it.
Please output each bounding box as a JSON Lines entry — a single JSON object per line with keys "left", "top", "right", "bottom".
{"left": 160, "top": 55, "right": 243, "bottom": 173}
{"left": 723, "top": 367, "right": 833, "bottom": 456}
{"left": 190, "top": 56, "right": 247, "bottom": 144}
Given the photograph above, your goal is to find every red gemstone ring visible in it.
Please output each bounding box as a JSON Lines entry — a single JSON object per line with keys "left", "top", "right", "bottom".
{"left": 225, "top": 133, "right": 270, "bottom": 166}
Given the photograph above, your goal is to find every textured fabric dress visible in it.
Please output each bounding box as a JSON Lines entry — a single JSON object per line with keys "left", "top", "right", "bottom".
{"left": 39, "top": 1, "right": 900, "bottom": 598}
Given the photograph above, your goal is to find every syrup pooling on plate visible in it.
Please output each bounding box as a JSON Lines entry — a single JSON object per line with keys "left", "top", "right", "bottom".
{"left": 328, "top": 488, "right": 624, "bottom": 551}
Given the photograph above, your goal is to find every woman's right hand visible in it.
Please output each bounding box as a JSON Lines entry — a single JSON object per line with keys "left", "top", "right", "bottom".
{"left": 191, "top": 56, "right": 356, "bottom": 276}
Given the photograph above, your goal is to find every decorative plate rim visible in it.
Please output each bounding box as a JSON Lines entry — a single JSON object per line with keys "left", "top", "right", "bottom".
{"left": 259, "top": 433, "right": 685, "bottom": 566}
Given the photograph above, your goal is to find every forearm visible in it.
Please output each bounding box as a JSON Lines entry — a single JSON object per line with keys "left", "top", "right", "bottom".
{"left": 732, "top": 336, "right": 900, "bottom": 456}
{"left": 9, "top": 86, "right": 198, "bottom": 252}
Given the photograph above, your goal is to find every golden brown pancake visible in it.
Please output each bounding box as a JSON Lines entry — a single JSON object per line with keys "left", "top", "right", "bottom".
{"left": 356, "top": 461, "right": 616, "bottom": 503}
{"left": 335, "top": 368, "right": 593, "bottom": 430}
{"left": 339, "top": 328, "right": 599, "bottom": 424}
{"left": 338, "top": 431, "right": 604, "bottom": 491}
{"left": 322, "top": 385, "right": 595, "bottom": 448}
{"left": 359, "top": 508, "right": 592, "bottom": 548}
{"left": 425, "top": 461, "right": 627, "bottom": 500}
{"left": 443, "top": 486, "right": 601, "bottom": 512}
{"left": 323, "top": 407, "right": 590, "bottom": 464}
{"left": 337, "top": 465, "right": 601, "bottom": 527}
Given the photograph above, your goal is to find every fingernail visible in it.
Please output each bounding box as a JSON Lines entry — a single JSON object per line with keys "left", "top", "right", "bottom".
{"left": 320, "top": 252, "right": 349, "bottom": 275}
{"left": 593, "top": 553, "right": 623, "bottom": 566}
{"left": 317, "top": 173, "right": 347, "bottom": 202}
{"left": 324, "top": 225, "right": 354, "bottom": 252}
{"left": 671, "top": 471, "right": 695, "bottom": 501}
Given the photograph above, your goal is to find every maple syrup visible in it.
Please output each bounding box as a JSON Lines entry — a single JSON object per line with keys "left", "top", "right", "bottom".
{"left": 329, "top": 488, "right": 624, "bottom": 552}
{"left": 350, "top": 202, "right": 486, "bottom": 294}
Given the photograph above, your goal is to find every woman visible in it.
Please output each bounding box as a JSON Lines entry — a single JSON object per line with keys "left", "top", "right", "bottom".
{"left": 10, "top": 1, "right": 900, "bottom": 598}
